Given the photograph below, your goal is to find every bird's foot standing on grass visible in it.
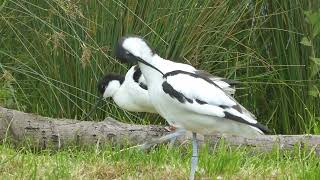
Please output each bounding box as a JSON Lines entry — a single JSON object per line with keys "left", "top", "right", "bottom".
{"left": 190, "top": 132, "right": 198, "bottom": 180}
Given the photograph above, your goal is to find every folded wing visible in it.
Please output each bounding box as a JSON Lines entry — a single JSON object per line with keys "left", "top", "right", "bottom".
{"left": 162, "top": 70, "right": 269, "bottom": 133}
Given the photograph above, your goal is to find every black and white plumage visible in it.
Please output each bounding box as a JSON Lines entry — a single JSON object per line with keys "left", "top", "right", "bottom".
{"left": 115, "top": 36, "right": 269, "bottom": 136}
{"left": 116, "top": 37, "right": 239, "bottom": 96}
{"left": 114, "top": 36, "right": 270, "bottom": 180}
{"left": 97, "top": 65, "right": 155, "bottom": 113}
{"left": 96, "top": 65, "right": 240, "bottom": 149}
{"left": 97, "top": 65, "right": 239, "bottom": 114}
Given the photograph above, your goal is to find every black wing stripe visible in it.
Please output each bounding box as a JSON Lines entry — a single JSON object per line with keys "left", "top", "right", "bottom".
{"left": 224, "top": 112, "right": 270, "bottom": 133}
{"left": 133, "top": 66, "right": 142, "bottom": 83}
{"left": 133, "top": 66, "right": 149, "bottom": 91}
{"left": 219, "top": 104, "right": 242, "bottom": 113}
{"left": 162, "top": 81, "right": 193, "bottom": 103}
{"left": 139, "top": 83, "right": 148, "bottom": 90}
{"left": 164, "top": 70, "right": 219, "bottom": 87}
{"left": 195, "top": 99, "right": 207, "bottom": 105}
{"left": 164, "top": 70, "right": 240, "bottom": 88}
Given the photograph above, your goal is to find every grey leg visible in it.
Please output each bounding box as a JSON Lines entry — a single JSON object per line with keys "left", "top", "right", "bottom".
{"left": 190, "top": 132, "right": 198, "bottom": 180}
{"left": 139, "top": 128, "right": 186, "bottom": 150}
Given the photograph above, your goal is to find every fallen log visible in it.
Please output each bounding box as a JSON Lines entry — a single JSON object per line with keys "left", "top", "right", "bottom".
{"left": 0, "top": 107, "right": 319, "bottom": 154}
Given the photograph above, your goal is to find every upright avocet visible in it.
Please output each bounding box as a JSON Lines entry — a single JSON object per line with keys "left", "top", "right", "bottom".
{"left": 114, "top": 35, "right": 270, "bottom": 180}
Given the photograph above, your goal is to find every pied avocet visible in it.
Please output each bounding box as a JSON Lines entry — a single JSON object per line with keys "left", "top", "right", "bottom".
{"left": 114, "top": 35, "right": 270, "bottom": 180}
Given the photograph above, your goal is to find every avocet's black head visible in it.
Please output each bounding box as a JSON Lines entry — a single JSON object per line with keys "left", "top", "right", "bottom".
{"left": 97, "top": 74, "right": 125, "bottom": 98}
{"left": 115, "top": 35, "right": 164, "bottom": 75}
{"left": 82, "top": 74, "right": 125, "bottom": 120}
{"left": 115, "top": 35, "right": 155, "bottom": 64}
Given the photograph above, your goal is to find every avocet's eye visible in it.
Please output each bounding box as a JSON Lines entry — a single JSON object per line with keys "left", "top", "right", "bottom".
{"left": 125, "top": 51, "right": 130, "bottom": 55}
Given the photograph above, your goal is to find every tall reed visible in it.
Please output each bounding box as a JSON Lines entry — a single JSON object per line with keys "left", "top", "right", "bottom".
{"left": 0, "top": 0, "right": 319, "bottom": 134}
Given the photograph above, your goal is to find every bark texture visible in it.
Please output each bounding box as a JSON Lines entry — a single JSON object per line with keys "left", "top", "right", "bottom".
{"left": 1, "top": 107, "right": 319, "bottom": 154}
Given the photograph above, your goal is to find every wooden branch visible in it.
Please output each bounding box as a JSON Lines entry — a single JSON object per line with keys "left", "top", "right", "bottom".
{"left": 0, "top": 107, "right": 169, "bottom": 149}
{"left": 1, "top": 107, "right": 319, "bottom": 154}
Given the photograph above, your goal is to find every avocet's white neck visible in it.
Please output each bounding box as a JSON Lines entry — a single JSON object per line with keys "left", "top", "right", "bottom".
{"left": 138, "top": 54, "right": 165, "bottom": 85}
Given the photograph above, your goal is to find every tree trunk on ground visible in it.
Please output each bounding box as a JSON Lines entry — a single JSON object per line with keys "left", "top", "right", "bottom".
{"left": 0, "top": 107, "right": 319, "bottom": 154}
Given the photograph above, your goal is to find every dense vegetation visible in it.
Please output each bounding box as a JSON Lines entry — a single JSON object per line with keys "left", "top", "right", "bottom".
{"left": 1, "top": 0, "right": 319, "bottom": 135}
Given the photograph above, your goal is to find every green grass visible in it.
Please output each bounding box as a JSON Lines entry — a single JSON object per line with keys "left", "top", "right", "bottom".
{"left": 1, "top": 143, "right": 320, "bottom": 179}
{"left": 0, "top": 1, "right": 319, "bottom": 133}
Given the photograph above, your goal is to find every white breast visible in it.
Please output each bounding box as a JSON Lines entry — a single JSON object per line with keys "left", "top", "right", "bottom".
{"left": 112, "top": 67, "right": 156, "bottom": 113}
